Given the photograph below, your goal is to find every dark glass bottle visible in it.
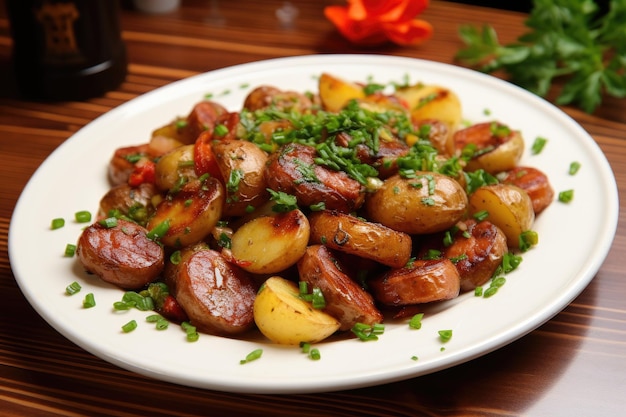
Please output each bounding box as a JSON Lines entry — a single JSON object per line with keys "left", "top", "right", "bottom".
{"left": 6, "top": 0, "right": 127, "bottom": 101}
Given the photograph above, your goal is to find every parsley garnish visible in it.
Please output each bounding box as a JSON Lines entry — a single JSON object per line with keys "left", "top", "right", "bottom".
{"left": 455, "top": 0, "right": 626, "bottom": 113}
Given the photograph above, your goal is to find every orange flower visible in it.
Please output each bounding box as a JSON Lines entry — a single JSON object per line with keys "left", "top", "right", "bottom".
{"left": 325, "top": 0, "right": 433, "bottom": 46}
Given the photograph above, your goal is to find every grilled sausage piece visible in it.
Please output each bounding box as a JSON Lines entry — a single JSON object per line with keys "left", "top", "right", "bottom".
{"left": 76, "top": 219, "right": 164, "bottom": 290}
{"left": 164, "top": 246, "right": 257, "bottom": 336}
{"left": 440, "top": 219, "right": 508, "bottom": 291}
{"left": 368, "top": 258, "right": 461, "bottom": 306}
{"left": 265, "top": 143, "right": 365, "bottom": 213}
{"left": 297, "top": 245, "right": 383, "bottom": 331}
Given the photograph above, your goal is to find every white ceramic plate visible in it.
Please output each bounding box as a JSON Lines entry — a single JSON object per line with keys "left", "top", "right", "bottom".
{"left": 9, "top": 55, "right": 618, "bottom": 394}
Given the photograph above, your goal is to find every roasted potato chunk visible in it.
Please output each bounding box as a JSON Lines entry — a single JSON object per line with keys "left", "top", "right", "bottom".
{"left": 365, "top": 172, "right": 467, "bottom": 234}
{"left": 253, "top": 276, "right": 341, "bottom": 345}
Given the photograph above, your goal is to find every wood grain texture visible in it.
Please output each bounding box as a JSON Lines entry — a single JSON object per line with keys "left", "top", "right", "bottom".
{"left": 0, "top": 1, "right": 625, "bottom": 416}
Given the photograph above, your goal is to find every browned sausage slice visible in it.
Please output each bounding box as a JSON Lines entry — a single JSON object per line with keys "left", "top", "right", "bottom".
{"left": 265, "top": 143, "right": 365, "bottom": 213}
{"left": 368, "top": 258, "right": 461, "bottom": 306}
{"left": 76, "top": 219, "right": 164, "bottom": 290}
{"left": 164, "top": 246, "right": 256, "bottom": 336}
{"left": 297, "top": 245, "right": 383, "bottom": 331}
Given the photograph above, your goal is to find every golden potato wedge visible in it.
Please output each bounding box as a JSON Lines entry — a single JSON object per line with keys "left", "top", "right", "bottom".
{"left": 365, "top": 172, "right": 468, "bottom": 235}
{"left": 318, "top": 73, "right": 365, "bottom": 113}
{"left": 212, "top": 139, "right": 269, "bottom": 217}
{"left": 147, "top": 176, "right": 224, "bottom": 248}
{"left": 154, "top": 144, "right": 197, "bottom": 192}
{"left": 468, "top": 184, "right": 535, "bottom": 248}
{"left": 308, "top": 210, "right": 412, "bottom": 269}
{"left": 394, "top": 84, "right": 462, "bottom": 132}
{"left": 253, "top": 276, "right": 341, "bottom": 345}
{"left": 230, "top": 209, "right": 310, "bottom": 275}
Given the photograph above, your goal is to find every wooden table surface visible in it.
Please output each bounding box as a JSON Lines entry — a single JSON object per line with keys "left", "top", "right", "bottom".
{"left": 1, "top": 1, "right": 625, "bottom": 416}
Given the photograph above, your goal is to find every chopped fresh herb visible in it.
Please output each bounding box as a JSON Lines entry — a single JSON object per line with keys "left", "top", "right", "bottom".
{"left": 474, "top": 286, "right": 483, "bottom": 296}
{"left": 519, "top": 230, "right": 539, "bottom": 252}
{"left": 558, "top": 189, "right": 574, "bottom": 203}
{"left": 83, "top": 293, "right": 96, "bottom": 308}
{"left": 409, "top": 313, "right": 424, "bottom": 330}
{"left": 455, "top": 1, "right": 626, "bottom": 113}
{"left": 181, "top": 321, "right": 199, "bottom": 342}
{"left": 531, "top": 137, "right": 548, "bottom": 154}
{"left": 473, "top": 210, "right": 489, "bottom": 221}
{"left": 438, "top": 329, "right": 453, "bottom": 342}
{"left": 214, "top": 124, "right": 229, "bottom": 137}
{"left": 351, "top": 322, "right": 385, "bottom": 341}
{"left": 146, "top": 219, "right": 170, "bottom": 241}
{"left": 240, "top": 348, "right": 263, "bottom": 364}
{"left": 64, "top": 243, "right": 76, "bottom": 257}
{"left": 74, "top": 210, "right": 92, "bottom": 223}
{"left": 99, "top": 217, "right": 118, "bottom": 229}
{"left": 51, "top": 218, "right": 65, "bottom": 230}
{"left": 569, "top": 161, "right": 581, "bottom": 175}
{"left": 65, "top": 281, "right": 81, "bottom": 295}
{"left": 268, "top": 189, "right": 298, "bottom": 212}
{"left": 122, "top": 320, "right": 137, "bottom": 333}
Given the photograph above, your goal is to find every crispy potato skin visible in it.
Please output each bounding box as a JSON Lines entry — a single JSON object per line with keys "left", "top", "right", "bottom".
{"left": 164, "top": 246, "right": 257, "bottom": 335}
{"left": 230, "top": 209, "right": 310, "bottom": 274}
{"left": 368, "top": 258, "right": 461, "bottom": 306}
{"left": 365, "top": 172, "right": 467, "bottom": 234}
{"left": 469, "top": 184, "right": 535, "bottom": 248}
{"left": 265, "top": 143, "right": 365, "bottom": 213}
{"left": 154, "top": 144, "right": 196, "bottom": 192}
{"left": 308, "top": 210, "right": 412, "bottom": 269}
{"left": 212, "top": 139, "right": 269, "bottom": 217}
{"left": 76, "top": 219, "right": 164, "bottom": 290}
{"left": 297, "top": 245, "right": 383, "bottom": 331}
{"left": 318, "top": 73, "right": 365, "bottom": 113}
{"left": 147, "top": 177, "right": 224, "bottom": 248}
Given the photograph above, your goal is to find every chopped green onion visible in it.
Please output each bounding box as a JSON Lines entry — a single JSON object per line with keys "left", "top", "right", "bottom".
{"left": 51, "top": 218, "right": 65, "bottom": 230}
{"left": 240, "top": 348, "right": 263, "bottom": 364}
{"left": 409, "top": 313, "right": 424, "bottom": 330}
{"left": 122, "top": 320, "right": 137, "bottom": 333}
{"left": 351, "top": 322, "right": 384, "bottom": 341}
{"left": 438, "top": 329, "right": 453, "bottom": 342}
{"left": 169, "top": 250, "right": 182, "bottom": 265}
{"left": 181, "top": 321, "right": 199, "bottom": 342}
{"left": 64, "top": 243, "right": 76, "bottom": 257}
{"left": 74, "top": 210, "right": 92, "bottom": 223}
{"left": 519, "top": 230, "right": 539, "bottom": 252}
{"left": 146, "top": 219, "right": 170, "bottom": 241}
{"left": 65, "top": 281, "right": 81, "bottom": 295}
{"left": 531, "top": 137, "right": 548, "bottom": 154}
{"left": 411, "top": 355, "right": 419, "bottom": 361}
{"left": 309, "top": 348, "right": 321, "bottom": 361}
{"left": 483, "top": 287, "right": 498, "bottom": 298}
{"left": 558, "top": 189, "right": 574, "bottom": 203}
{"left": 473, "top": 210, "right": 489, "bottom": 221}
{"left": 569, "top": 161, "right": 581, "bottom": 175}
{"left": 214, "top": 124, "right": 229, "bottom": 137}
{"left": 83, "top": 293, "right": 96, "bottom": 308}
{"left": 113, "top": 301, "right": 131, "bottom": 310}
{"left": 99, "top": 217, "right": 118, "bottom": 229}
{"left": 474, "top": 286, "right": 483, "bottom": 296}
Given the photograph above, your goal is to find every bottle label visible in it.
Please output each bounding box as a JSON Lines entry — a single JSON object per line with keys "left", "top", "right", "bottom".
{"left": 35, "top": 2, "right": 82, "bottom": 64}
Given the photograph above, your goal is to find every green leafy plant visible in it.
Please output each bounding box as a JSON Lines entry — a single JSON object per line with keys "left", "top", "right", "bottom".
{"left": 455, "top": 0, "right": 626, "bottom": 113}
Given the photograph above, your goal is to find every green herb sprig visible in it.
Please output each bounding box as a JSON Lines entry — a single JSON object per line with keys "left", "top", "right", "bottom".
{"left": 455, "top": 0, "right": 626, "bottom": 113}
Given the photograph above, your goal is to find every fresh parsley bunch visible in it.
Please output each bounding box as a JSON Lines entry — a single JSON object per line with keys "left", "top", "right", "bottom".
{"left": 455, "top": 0, "right": 626, "bottom": 113}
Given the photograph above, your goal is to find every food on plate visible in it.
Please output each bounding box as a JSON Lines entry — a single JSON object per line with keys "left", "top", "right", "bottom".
{"left": 75, "top": 72, "right": 554, "bottom": 346}
{"left": 253, "top": 276, "right": 341, "bottom": 345}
